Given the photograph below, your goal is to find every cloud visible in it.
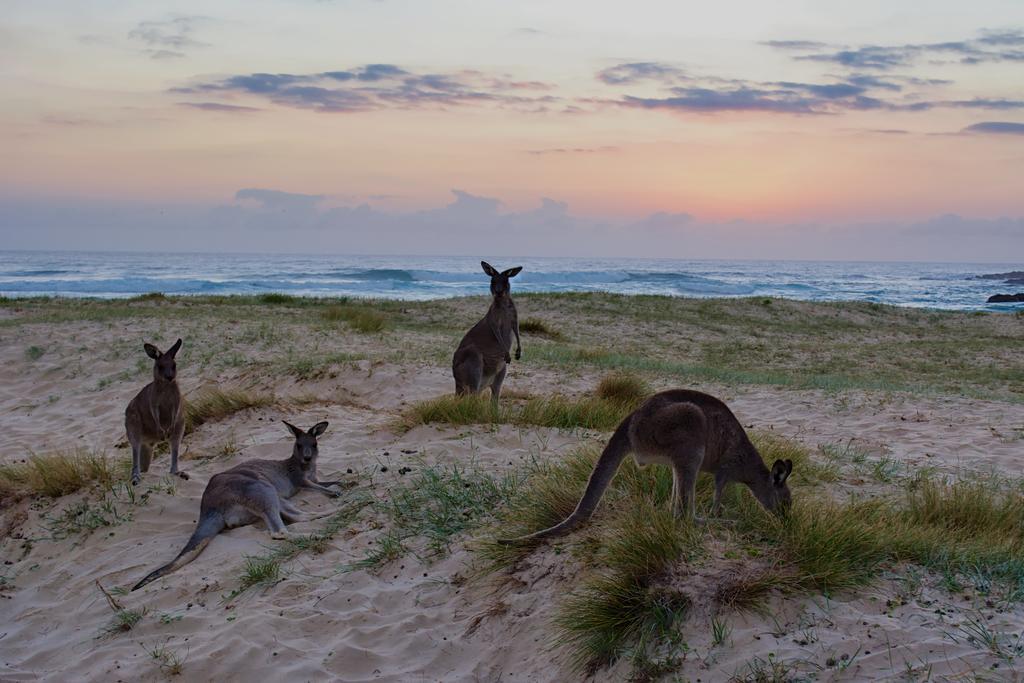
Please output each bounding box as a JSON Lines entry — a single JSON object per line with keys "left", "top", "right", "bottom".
{"left": 526, "top": 146, "right": 618, "bottom": 155}
{"left": 962, "top": 121, "right": 1024, "bottom": 135}
{"left": 596, "top": 48, "right": 1021, "bottom": 117}
{"left": 178, "top": 102, "right": 262, "bottom": 112}
{"left": 761, "top": 40, "right": 828, "bottom": 50}
{"left": 235, "top": 188, "right": 325, "bottom": 212}
{"left": 947, "top": 98, "right": 1024, "bottom": 110}
{"left": 978, "top": 29, "right": 1024, "bottom": 46}
{"left": 616, "top": 79, "right": 897, "bottom": 115}
{"left": 5, "top": 192, "right": 1022, "bottom": 261}
{"left": 797, "top": 46, "right": 913, "bottom": 70}
{"left": 623, "top": 87, "right": 822, "bottom": 114}
{"left": 40, "top": 115, "right": 107, "bottom": 126}
{"left": 148, "top": 49, "right": 186, "bottom": 60}
{"left": 768, "top": 29, "right": 1024, "bottom": 70}
{"left": 865, "top": 128, "right": 911, "bottom": 135}
{"left": 129, "top": 16, "right": 209, "bottom": 59}
{"left": 597, "top": 62, "right": 688, "bottom": 85}
{"left": 174, "top": 66, "right": 556, "bottom": 113}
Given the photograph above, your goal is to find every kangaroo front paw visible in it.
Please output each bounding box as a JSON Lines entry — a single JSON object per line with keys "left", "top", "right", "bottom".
{"left": 174, "top": 470, "right": 190, "bottom": 480}
{"left": 270, "top": 530, "right": 290, "bottom": 540}
{"left": 504, "top": 353, "right": 512, "bottom": 363}
{"left": 131, "top": 474, "right": 141, "bottom": 486}
{"left": 515, "top": 350, "right": 521, "bottom": 360}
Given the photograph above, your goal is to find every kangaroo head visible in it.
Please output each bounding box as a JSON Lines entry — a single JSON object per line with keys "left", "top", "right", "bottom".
{"left": 767, "top": 458, "right": 794, "bottom": 513}
{"left": 283, "top": 420, "right": 328, "bottom": 470}
{"left": 481, "top": 261, "right": 522, "bottom": 299}
{"left": 143, "top": 338, "right": 182, "bottom": 382}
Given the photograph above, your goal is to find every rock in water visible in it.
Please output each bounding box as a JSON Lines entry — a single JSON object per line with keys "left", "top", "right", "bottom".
{"left": 986, "top": 293, "right": 1024, "bottom": 303}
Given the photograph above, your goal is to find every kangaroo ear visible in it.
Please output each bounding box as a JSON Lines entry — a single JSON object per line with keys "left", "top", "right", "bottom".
{"left": 481, "top": 261, "right": 498, "bottom": 277}
{"left": 308, "top": 421, "right": 328, "bottom": 438}
{"left": 771, "top": 459, "right": 791, "bottom": 486}
{"left": 282, "top": 420, "right": 304, "bottom": 439}
{"left": 502, "top": 266, "right": 523, "bottom": 278}
{"left": 143, "top": 343, "right": 161, "bottom": 360}
{"left": 785, "top": 459, "right": 794, "bottom": 475}
{"left": 167, "top": 338, "right": 182, "bottom": 357}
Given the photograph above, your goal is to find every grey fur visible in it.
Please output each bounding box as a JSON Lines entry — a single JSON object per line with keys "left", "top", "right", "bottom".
{"left": 499, "top": 389, "right": 793, "bottom": 543}
{"left": 131, "top": 420, "right": 342, "bottom": 591}
{"left": 452, "top": 261, "right": 522, "bottom": 406}
{"left": 125, "top": 339, "right": 187, "bottom": 485}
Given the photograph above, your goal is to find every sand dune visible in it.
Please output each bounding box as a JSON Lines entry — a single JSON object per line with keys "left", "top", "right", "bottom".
{"left": 2, "top": 298, "right": 1023, "bottom": 682}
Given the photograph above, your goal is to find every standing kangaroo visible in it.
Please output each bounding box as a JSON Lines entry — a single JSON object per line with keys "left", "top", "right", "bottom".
{"left": 125, "top": 339, "right": 188, "bottom": 486}
{"left": 499, "top": 389, "right": 793, "bottom": 544}
{"left": 131, "top": 421, "right": 342, "bottom": 591}
{"left": 452, "top": 261, "right": 522, "bottom": 405}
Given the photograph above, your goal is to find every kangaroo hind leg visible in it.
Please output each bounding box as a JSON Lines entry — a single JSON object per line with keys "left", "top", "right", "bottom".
{"left": 666, "top": 441, "right": 705, "bottom": 523}
{"left": 246, "top": 482, "right": 289, "bottom": 539}
{"left": 139, "top": 444, "right": 153, "bottom": 473}
{"left": 490, "top": 365, "right": 507, "bottom": 407}
{"left": 279, "top": 499, "right": 332, "bottom": 524}
{"left": 454, "top": 351, "right": 484, "bottom": 396}
{"left": 169, "top": 427, "right": 189, "bottom": 480}
{"left": 129, "top": 435, "right": 143, "bottom": 486}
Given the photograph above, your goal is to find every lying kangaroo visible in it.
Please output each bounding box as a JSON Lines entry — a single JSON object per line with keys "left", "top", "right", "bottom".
{"left": 125, "top": 339, "right": 188, "bottom": 485}
{"left": 500, "top": 389, "right": 793, "bottom": 543}
{"left": 452, "top": 261, "right": 522, "bottom": 405}
{"left": 131, "top": 421, "right": 342, "bottom": 591}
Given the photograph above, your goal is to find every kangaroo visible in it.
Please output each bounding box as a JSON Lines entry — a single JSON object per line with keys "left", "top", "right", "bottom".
{"left": 131, "top": 421, "right": 343, "bottom": 591}
{"left": 452, "top": 261, "right": 523, "bottom": 405}
{"left": 499, "top": 389, "right": 793, "bottom": 544}
{"left": 125, "top": 339, "right": 188, "bottom": 486}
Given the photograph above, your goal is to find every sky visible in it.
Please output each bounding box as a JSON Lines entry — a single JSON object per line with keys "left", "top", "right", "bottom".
{"left": 2, "top": 0, "right": 1023, "bottom": 260}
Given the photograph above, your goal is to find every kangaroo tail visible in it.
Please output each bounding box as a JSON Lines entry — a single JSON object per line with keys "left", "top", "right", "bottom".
{"left": 131, "top": 512, "right": 224, "bottom": 591}
{"left": 498, "top": 414, "right": 633, "bottom": 544}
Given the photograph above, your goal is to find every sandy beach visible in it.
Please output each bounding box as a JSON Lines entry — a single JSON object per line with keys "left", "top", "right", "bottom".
{"left": 1, "top": 293, "right": 1023, "bottom": 682}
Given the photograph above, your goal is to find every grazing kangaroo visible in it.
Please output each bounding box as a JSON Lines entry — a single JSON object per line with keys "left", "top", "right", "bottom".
{"left": 131, "top": 421, "right": 342, "bottom": 591}
{"left": 452, "top": 261, "right": 522, "bottom": 405}
{"left": 125, "top": 339, "right": 188, "bottom": 486}
{"left": 499, "top": 389, "right": 793, "bottom": 544}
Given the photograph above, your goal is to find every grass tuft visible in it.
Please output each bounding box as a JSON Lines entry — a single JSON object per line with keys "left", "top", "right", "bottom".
{"left": 321, "top": 304, "right": 387, "bottom": 332}
{"left": 402, "top": 394, "right": 499, "bottom": 427}
{"left": 349, "top": 463, "right": 520, "bottom": 571}
{"left": 257, "top": 293, "right": 297, "bottom": 304}
{"left": 131, "top": 292, "right": 167, "bottom": 302}
{"left": 0, "top": 450, "right": 122, "bottom": 504}
{"left": 519, "top": 317, "right": 564, "bottom": 340}
{"left": 143, "top": 642, "right": 186, "bottom": 675}
{"left": 184, "top": 387, "right": 273, "bottom": 434}
{"left": 236, "top": 556, "right": 282, "bottom": 593}
{"left": 554, "top": 505, "right": 697, "bottom": 673}
{"left": 402, "top": 393, "right": 634, "bottom": 431}
{"left": 594, "top": 371, "right": 650, "bottom": 406}
{"left": 227, "top": 498, "right": 369, "bottom": 599}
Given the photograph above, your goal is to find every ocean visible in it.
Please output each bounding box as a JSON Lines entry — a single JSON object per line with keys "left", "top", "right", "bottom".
{"left": 0, "top": 251, "right": 1021, "bottom": 311}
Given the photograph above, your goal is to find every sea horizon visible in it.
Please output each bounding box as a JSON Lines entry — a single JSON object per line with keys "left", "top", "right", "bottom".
{"left": 2, "top": 249, "right": 1020, "bottom": 311}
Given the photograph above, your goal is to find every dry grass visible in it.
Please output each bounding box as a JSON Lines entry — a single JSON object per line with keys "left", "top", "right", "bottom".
{"left": 594, "top": 371, "right": 650, "bottom": 405}
{"left": 519, "top": 317, "right": 565, "bottom": 340}
{"left": 0, "top": 450, "right": 123, "bottom": 505}
{"left": 184, "top": 387, "right": 274, "bottom": 434}
{"left": 402, "top": 372, "right": 650, "bottom": 432}
{"left": 321, "top": 304, "right": 387, "bottom": 333}
{"left": 474, "top": 434, "right": 1024, "bottom": 676}
{"left": 401, "top": 393, "right": 634, "bottom": 432}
